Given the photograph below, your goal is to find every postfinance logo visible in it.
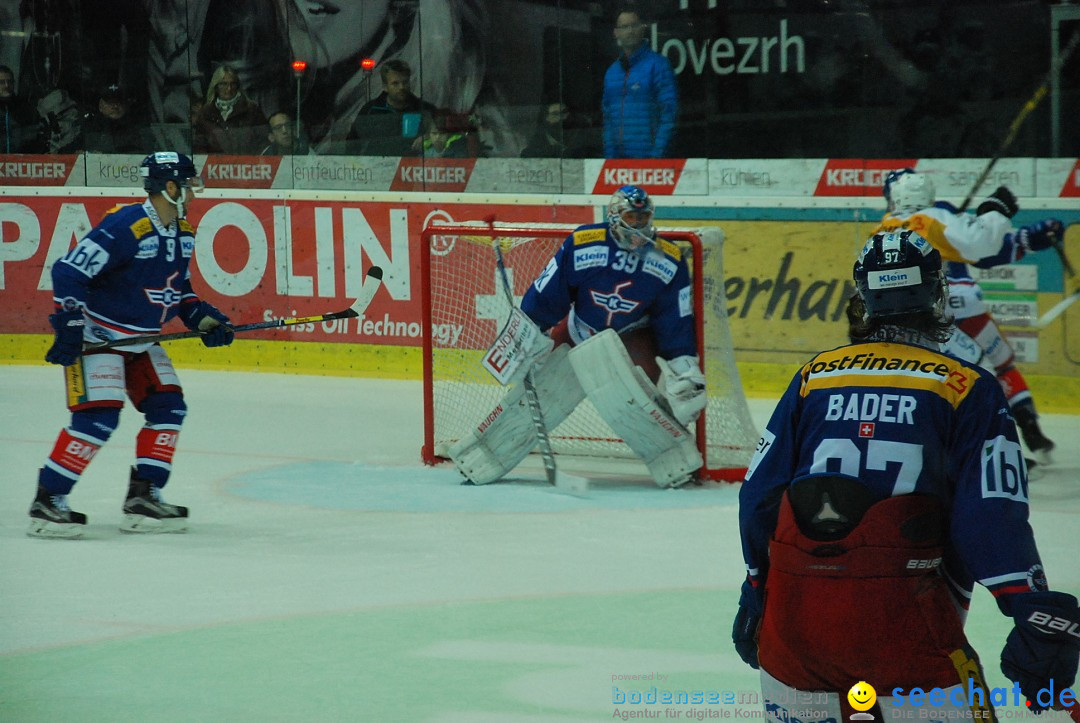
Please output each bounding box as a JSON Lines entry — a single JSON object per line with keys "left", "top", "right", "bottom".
{"left": 848, "top": 681, "right": 877, "bottom": 720}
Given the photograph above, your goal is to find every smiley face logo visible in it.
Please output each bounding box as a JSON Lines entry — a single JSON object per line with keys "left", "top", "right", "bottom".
{"left": 847, "top": 681, "right": 877, "bottom": 712}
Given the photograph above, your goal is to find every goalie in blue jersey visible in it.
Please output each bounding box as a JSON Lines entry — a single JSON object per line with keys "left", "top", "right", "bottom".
{"left": 29, "top": 152, "right": 234, "bottom": 538}
{"left": 733, "top": 229, "right": 1078, "bottom": 720}
{"left": 449, "top": 185, "right": 708, "bottom": 488}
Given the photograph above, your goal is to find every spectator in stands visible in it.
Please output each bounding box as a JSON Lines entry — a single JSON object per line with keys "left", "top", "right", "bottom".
{"left": 419, "top": 109, "right": 472, "bottom": 159}
{"left": 348, "top": 60, "right": 437, "bottom": 157}
{"left": 602, "top": 4, "right": 678, "bottom": 159}
{"left": 0, "top": 64, "right": 42, "bottom": 153}
{"left": 521, "top": 102, "right": 599, "bottom": 159}
{"left": 260, "top": 111, "right": 311, "bottom": 156}
{"left": 36, "top": 87, "right": 84, "bottom": 154}
{"left": 82, "top": 84, "right": 146, "bottom": 153}
{"left": 194, "top": 65, "right": 268, "bottom": 155}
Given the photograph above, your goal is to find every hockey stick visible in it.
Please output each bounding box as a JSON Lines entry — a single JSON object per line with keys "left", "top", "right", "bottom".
{"left": 958, "top": 30, "right": 1080, "bottom": 212}
{"left": 1032, "top": 287, "right": 1079, "bottom": 330}
{"left": 85, "top": 266, "right": 383, "bottom": 351}
{"left": 487, "top": 215, "right": 588, "bottom": 497}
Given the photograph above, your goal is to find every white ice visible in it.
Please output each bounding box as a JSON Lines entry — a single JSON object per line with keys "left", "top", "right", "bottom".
{"left": 1, "top": 365, "right": 1077, "bottom": 722}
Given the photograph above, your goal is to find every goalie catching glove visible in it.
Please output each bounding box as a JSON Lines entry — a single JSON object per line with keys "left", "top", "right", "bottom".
{"left": 178, "top": 300, "right": 234, "bottom": 348}
{"left": 657, "top": 355, "right": 707, "bottom": 427}
{"left": 1000, "top": 591, "right": 1080, "bottom": 713}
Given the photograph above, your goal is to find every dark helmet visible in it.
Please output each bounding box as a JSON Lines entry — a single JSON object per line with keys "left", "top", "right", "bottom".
{"left": 139, "top": 152, "right": 200, "bottom": 195}
{"left": 853, "top": 229, "right": 945, "bottom": 319}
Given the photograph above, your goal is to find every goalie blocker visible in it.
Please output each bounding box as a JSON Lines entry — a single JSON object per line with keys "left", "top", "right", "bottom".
{"left": 450, "top": 329, "right": 703, "bottom": 488}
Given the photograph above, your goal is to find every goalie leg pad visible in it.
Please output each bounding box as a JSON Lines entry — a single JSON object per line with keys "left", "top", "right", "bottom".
{"left": 569, "top": 329, "right": 703, "bottom": 488}
{"left": 449, "top": 345, "right": 583, "bottom": 484}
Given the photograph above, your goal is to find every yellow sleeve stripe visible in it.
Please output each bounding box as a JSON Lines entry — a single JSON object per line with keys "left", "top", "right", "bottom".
{"left": 876, "top": 214, "right": 969, "bottom": 262}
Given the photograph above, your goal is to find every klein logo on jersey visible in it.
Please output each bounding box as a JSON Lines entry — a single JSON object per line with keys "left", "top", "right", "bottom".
{"left": 144, "top": 271, "right": 184, "bottom": 323}
{"left": 135, "top": 237, "right": 159, "bottom": 259}
{"left": 642, "top": 253, "right": 677, "bottom": 283}
{"left": 573, "top": 246, "right": 609, "bottom": 271}
{"left": 590, "top": 281, "right": 640, "bottom": 325}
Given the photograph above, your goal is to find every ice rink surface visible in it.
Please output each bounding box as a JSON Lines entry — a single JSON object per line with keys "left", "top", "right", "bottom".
{"left": 1, "top": 364, "right": 1077, "bottom": 722}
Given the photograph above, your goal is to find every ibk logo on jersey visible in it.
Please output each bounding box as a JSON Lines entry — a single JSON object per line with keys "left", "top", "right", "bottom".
{"left": 145, "top": 271, "right": 184, "bottom": 323}
{"left": 814, "top": 159, "right": 917, "bottom": 196}
{"left": 592, "top": 159, "right": 685, "bottom": 195}
{"left": 590, "top": 281, "right": 640, "bottom": 325}
{"left": 391, "top": 158, "right": 476, "bottom": 192}
{"left": 202, "top": 155, "right": 280, "bottom": 188}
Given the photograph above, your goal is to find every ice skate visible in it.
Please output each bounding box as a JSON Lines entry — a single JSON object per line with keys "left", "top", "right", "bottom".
{"left": 1015, "top": 407, "right": 1054, "bottom": 466}
{"left": 28, "top": 484, "right": 87, "bottom": 539}
{"left": 121, "top": 469, "right": 189, "bottom": 533}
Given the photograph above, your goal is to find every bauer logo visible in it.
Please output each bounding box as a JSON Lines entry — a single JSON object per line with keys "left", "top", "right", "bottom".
{"left": 573, "top": 246, "right": 609, "bottom": 270}
{"left": 867, "top": 267, "right": 920, "bottom": 289}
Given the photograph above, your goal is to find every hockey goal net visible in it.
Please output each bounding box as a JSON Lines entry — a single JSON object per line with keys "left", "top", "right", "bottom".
{"left": 420, "top": 222, "right": 758, "bottom": 481}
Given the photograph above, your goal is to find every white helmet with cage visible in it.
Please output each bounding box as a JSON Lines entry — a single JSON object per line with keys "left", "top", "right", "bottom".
{"left": 607, "top": 185, "right": 656, "bottom": 252}
{"left": 883, "top": 168, "right": 935, "bottom": 214}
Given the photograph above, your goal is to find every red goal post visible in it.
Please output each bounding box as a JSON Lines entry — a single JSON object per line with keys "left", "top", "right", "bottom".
{"left": 420, "top": 221, "right": 758, "bottom": 481}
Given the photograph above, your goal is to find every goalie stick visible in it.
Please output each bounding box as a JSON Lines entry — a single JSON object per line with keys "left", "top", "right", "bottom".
{"left": 487, "top": 216, "right": 588, "bottom": 496}
{"left": 84, "top": 266, "right": 384, "bottom": 351}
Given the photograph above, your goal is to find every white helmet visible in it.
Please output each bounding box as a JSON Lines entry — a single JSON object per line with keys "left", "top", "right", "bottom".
{"left": 607, "top": 185, "right": 655, "bottom": 252}
{"left": 883, "top": 169, "right": 934, "bottom": 213}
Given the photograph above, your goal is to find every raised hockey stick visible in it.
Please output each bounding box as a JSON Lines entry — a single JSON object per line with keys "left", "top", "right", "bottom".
{"left": 1032, "top": 287, "right": 1079, "bottom": 330}
{"left": 85, "top": 266, "right": 383, "bottom": 351}
{"left": 957, "top": 31, "right": 1080, "bottom": 212}
{"left": 487, "top": 215, "right": 587, "bottom": 497}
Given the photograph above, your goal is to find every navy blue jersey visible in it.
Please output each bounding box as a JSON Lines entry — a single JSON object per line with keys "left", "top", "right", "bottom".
{"left": 51, "top": 200, "right": 201, "bottom": 349}
{"left": 520, "top": 223, "right": 696, "bottom": 359}
{"left": 739, "top": 340, "right": 1044, "bottom": 608}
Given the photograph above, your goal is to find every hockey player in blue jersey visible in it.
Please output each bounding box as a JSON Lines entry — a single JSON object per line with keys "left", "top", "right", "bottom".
{"left": 876, "top": 169, "right": 1062, "bottom": 464}
{"left": 732, "top": 230, "right": 1079, "bottom": 720}
{"left": 30, "top": 151, "right": 234, "bottom": 538}
{"left": 449, "top": 185, "right": 707, "bottom": 488}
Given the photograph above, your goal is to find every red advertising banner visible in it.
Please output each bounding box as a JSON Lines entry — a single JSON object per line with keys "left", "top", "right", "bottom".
{"left": 1060, "top": 159, "right": 1080, "bottom": 198}
{"left": 813, "top": 158, "right": 917, "bottom": 196}
{"left": 0, "top": 155, "right": 81, "bottom": 186}
{"left": 200, "top": 155, "right": 283, "bottom": 189}
{"left": 0, "top": 196, "right": 592, "bottom": 345}
{"left": 591, "top": 159, "right": 687, "bottom": 195}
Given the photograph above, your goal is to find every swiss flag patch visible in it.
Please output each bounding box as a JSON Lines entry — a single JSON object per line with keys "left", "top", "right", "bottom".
{"left": 858, "top": 422, "right": 876, "bottom": 438}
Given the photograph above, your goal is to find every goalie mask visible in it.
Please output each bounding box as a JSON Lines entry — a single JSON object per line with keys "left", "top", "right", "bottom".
{"left": 883, "top": 168, "right": 934, "bottom": 214}
{"left": 140, "top": 151, "right": 203, "bottom": 218}
{"left": 854, "top": 229, "right": 945, "bottom": 319}
{"left": 607, "top": 185, "right": 655, "bottom": 252}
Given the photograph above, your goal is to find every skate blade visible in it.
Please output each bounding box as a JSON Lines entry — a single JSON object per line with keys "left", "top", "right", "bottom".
{"left": 120, "top": 514, "right": 188, "bottom": 534}
{"left": 27, "top": 519, "right": 85, "bottom": 539}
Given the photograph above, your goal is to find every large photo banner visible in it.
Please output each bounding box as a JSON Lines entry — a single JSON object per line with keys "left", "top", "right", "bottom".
{"left": 0, "top": 196, "right": 594, "bottom": 344}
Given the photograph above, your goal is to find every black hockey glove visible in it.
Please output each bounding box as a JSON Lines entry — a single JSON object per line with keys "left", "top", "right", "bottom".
{"left": 45, "top": 308, "right": 85, "bottom": 366}
{"left": 732, "top": 580, "right": 763, "bottom": 670}
{"left": 179, "top": 301, "right": 234, "bottom": 348}
{"left": 1014, "top": 220, "right": 1064, "bottom": 253}
{"left": 1000, "top": 591, "right": 1080, "bottom": 713}
{"left": 977, "top": 186, "right": 1019, "bottom": 218}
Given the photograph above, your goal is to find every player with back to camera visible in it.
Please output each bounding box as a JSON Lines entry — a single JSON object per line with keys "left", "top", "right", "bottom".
{"left": 875, "top": 169, "right": 1063, "bottom": 464}
{"left": 733, "top": 229, "right": 1079, "bottom": 720}
{"left": 30, "top": 152, "right": 234, "bottom": 539}
{"left": 449, "top": 185, "right": 708, "bottom": 489}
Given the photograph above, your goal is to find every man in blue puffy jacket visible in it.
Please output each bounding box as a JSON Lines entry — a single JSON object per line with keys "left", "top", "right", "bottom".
{"left": 602, "top": 6, "right": 678, "bottom": 159}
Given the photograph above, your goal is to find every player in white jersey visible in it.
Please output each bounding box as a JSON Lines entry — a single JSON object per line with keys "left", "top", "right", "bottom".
{"left": 29, "top": 152, "right": 234, "bottom": 538}
{"left": 874, "top": 168, "right": 1063, "bottom": 464}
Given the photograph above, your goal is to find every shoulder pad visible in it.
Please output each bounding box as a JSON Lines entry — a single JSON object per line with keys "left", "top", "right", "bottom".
{"left": 572, "top": 228, "right": 607, "bottom": 246}
{"left": 179, "top": 219, "right": 195, "bottom": 234}
{"left": 129, "top": 216, "right": 154, "bottom": 239}
{"left": 655, "top": 238, "right": 682, "bottom": 260}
